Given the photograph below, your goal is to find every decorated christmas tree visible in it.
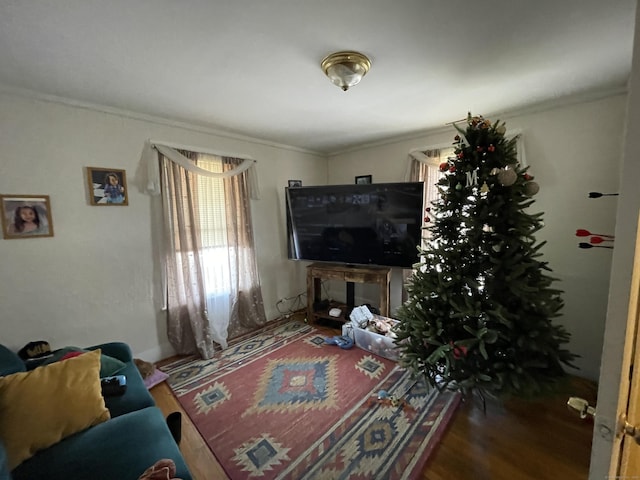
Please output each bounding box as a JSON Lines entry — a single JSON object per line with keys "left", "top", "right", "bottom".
{"left": 394, "top": 113, "right": 577, "bottom": 399}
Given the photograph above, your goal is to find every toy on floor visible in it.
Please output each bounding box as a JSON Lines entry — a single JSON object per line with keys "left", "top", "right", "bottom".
{"left": 324, "top": 335, "right": 354, "bottom": 349}
{"left": 366, "top": 379, "right": 419, "bottom": 411}
{"left": 366, "top": 389, "right": 413, "bottom": 411}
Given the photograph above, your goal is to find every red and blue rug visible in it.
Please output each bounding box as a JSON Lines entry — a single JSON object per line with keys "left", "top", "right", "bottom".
{"left": 161, "top": 321, "right": 460, "bottom": 479}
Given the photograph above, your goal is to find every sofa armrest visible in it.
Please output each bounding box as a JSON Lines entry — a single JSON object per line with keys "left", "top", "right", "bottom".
{"left": 11, "top": 407, "right": 192, "bottom": 480}
{"left": 86, "top": 342, "right": 133, "bottom": 363}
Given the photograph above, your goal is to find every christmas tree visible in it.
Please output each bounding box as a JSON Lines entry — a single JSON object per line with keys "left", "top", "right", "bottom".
{"left": 394, "top": 113, "right": 577, "bottom": 399}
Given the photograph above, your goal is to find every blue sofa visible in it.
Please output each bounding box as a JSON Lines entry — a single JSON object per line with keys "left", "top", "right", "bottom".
{"left": 0, "top": 342, "right": 192, "bottom": 480}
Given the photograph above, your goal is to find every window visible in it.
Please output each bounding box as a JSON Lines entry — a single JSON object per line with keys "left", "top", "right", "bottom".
{"left": 413, "top": 147, "right": 455, "bottom": 239}
{"left": 155, "top": 143, "right": 266, "bottom": 356}
{"left": 194, "top": 156, "right": 227, "bottom": 248}
{"left": 170, "top": 153, "right": 231, "bottom": 298}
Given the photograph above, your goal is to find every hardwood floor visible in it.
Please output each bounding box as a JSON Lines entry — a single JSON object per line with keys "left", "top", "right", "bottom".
{"left": 423, "top": 376, "right": 596, "bottom": 480}
{"left": 151, "top": 382, "right": 228, "bottom": 480}
{"left": 151, "top": 322, "right": 596, "bottom": 480}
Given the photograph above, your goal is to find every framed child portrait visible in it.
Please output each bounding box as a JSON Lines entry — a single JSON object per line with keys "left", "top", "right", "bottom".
{"left": 87, "top": 167, "right": 128, "bottom": 206}
{"left": 0, "top": 194, "right": 54, "bottom": 239}
{"left": 355, "top": 175, "right": 372, "bottom": 185}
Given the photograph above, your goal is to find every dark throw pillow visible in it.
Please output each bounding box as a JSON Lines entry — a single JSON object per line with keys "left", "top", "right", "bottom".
{"left": 41, "top": 347, "right": 126, "bottom": 377}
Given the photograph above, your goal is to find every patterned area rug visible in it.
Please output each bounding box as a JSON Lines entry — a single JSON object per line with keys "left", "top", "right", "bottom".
{"left": 161, "top": 321, "right": 460, "bottom": 480}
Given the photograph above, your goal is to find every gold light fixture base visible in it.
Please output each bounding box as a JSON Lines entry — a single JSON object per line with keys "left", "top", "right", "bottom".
{"left": 321, "top": 51, "right": 371, "bottom": 91}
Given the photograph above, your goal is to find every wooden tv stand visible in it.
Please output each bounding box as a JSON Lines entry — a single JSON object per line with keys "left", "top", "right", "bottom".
{"left": 306, "top": 262, "right": 391, "bottom": 324}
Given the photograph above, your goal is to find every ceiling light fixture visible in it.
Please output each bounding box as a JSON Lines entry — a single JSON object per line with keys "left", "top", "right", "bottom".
{"left": 321, "top": 51, "right": 371, "bottom": 91}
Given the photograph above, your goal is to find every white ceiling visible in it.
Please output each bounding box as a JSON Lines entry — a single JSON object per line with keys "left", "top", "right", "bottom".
{"left": 0, "top": 1, "right": 636, "bottom": 154}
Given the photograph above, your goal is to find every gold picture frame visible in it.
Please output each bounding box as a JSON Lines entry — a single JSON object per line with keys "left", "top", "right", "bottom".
{"left": 0, "top": 194, "right": 54, "bottom": 239}
{"left": 86, "top": 167, "right": 128, "bottom": 206}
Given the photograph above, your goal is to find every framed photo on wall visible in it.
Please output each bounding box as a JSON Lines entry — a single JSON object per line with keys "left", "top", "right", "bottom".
{"left": 0, "top": 194, "right": 54, "bottom": 239}
{"left": 355, "top": 175, "right": 372, "bottom": 185}
{"left": 288, "top": 180, "right": 302, "bottom": 187}
{"left": 87, "top": 167, "right": 128, "bottom": 206}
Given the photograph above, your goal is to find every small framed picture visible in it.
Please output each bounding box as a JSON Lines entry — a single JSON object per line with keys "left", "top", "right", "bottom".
{"left": 1, "top": 194, "right": 54, "bottom": 239}
{"left": 288, "top": 180, "right": 302, "bottom": 188}
{"left": 355, "top": 175, "right": 372, "bottom": 185}
{"left": 87, "top": 167, "right": 128, "bottom": 206}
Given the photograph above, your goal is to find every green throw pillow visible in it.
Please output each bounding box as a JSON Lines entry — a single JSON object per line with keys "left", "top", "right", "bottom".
{"left": 41, "top": 347, "right": 126, "bottom": 377}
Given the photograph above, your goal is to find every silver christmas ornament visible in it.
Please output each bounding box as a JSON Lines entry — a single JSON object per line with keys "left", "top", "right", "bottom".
{"left": 497, "top": 168, "right": 517, "bottom": 186}
{"left": 524, "top": 181, "right": 540, "bottom": 196}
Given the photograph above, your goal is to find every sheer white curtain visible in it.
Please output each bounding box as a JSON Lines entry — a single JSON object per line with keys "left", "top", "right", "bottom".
{"left": 407, "top": 149, "right": 446, "bottom": 230}
{"left": 402, "top": 149, "right": 445, "bottom": 301}
{"left": 191, "top": 154, "right": 232, "bottom": 348}
{"left": 158, "top": 153, "right": 214, "bottom": 357}
{"left": 143, "top": 141, "right": 265, "bottom": 358}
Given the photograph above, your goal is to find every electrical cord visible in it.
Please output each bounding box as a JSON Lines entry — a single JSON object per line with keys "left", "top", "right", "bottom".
{"left": 275, "top": 280, "right": 334, "bottom": 319}
{"left": 275, "top": 291, "right": 307, "bottom": 317}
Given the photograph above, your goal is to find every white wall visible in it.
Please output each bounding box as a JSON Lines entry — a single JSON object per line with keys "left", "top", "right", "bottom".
{"left": 590, "top": 1, "right": 640, "bottom": 476}
{"left": 0, "top": 90, "right": 627, "bottom": 383}
{"left": 327, "top": 94, "right": 627, "bottom": 381}
{"left": 0, "top": 92, "right": 326, "bottom": 361}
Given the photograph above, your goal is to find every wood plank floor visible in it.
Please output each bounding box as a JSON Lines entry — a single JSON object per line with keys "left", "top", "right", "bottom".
{"left": 151, "top": 321, "right": 596, "bottom": 480}
{"left": 423, "top": 375, "right": 596, "bottom": 480}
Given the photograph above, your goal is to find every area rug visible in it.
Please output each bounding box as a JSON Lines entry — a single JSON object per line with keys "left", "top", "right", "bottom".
{"left": 160, "top": 321, "right": 460, "bottom": 480}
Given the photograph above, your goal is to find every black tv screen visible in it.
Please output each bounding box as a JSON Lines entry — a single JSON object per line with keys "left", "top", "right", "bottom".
{"left": 286, "top": 182, "right": 424, "bottom": 268}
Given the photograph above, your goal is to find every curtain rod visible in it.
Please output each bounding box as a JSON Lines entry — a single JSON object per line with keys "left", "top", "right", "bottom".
{"left": 409, "top": 141, "right": 455, "bottom": 154}
{"left": 444, "top": 118, "right": 467, "bottom": 126}
{"left": 147, "top": 139, "right": 257, "bottom": 162}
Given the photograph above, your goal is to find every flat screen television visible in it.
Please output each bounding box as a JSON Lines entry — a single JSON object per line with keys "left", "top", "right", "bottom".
{"left": 286, "top": 182, "right": 425, "bottom": 268}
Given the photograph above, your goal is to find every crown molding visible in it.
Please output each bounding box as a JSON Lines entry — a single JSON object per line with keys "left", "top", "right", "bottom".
{"left": 1, "top": 83, "right": 627, "bottom": 159}
{"left": 327, "top": 85, "right": 629, "bottom": 156}
{"left": 0, "top": 84, "right": 323, "bottom": 156}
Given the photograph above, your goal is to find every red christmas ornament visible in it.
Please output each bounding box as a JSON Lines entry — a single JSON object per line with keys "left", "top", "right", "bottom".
{"left": 424, "top": 217, "right": 430, "bottom": 222}
{"left": 523, "top": 173, "right": 533, "bottom": 181}
{"left": 425, "top": 207, "right": 431, "bottom": 212}
{"left": 449, "top": 165, "right": 456, "bottom": 173}
{"left": 457, "top": 152, "right": 464, "bottom": 159}
{"left": 450, "top": 342, "right": 468, "bottom": 359}
{"left": 454, "top": 135, "right": 461, "bottom": 141}
{"left": 439, "top": 162, "right": 449, "bottom": 172}
{"left": 487, "top": 144, "right": 495, "bottom": 152}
